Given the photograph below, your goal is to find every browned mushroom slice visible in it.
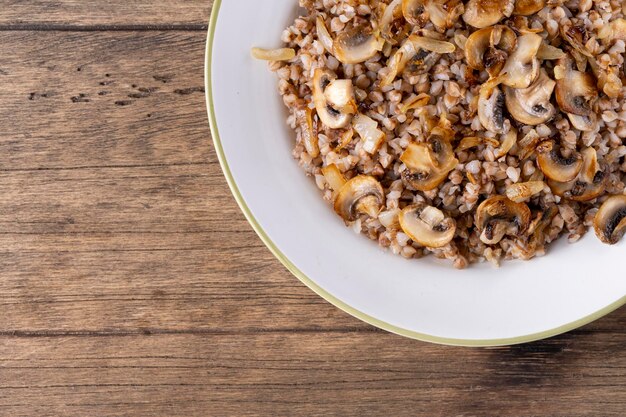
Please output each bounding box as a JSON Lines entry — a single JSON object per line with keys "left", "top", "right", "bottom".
{"left": 400, "top": 130, "right": 459, "bottom": 191}
{"left": 380, "top": 35, "right": 447, "bottom": 87}
{"left": 526, "top": 205, "right": 558, "bottom": 252}
{"left": 504, "top": 69, "right": 556, "bottom": 125}
{"left": 555, "top": 56, "right": 597, "bottom": 116}
{"left": 501, "top": 33, "right": 542, "bottom": 88}
{"left": 536, "top": 140, "right": 583, "bottom": 182}
{"left": 594, "top": 195, "right": 626, "bottom": 244}
{"left": 379, "top": 0, "right": 404, "bottom": 42}
{"left": 333, "top": 175, "right": 385, "bottom": 221}
{"left": 333, "top": 24, "right": 383, "bottom": 64}
{"left": 402, "top": 0, "right": 428, "bottom": 26}
{"left": 465, "top": 25, "right": 516, "bottom": 76}
{"left": 561, "top": 24, "right": 592, "bottom": 58}
{"left": 399, "top": 204, "right": 457, "bottom": 248}
{"left": 548, "top": 148, "right": 606, "bottom": 202}
{"left": 312, "top": 69, "right": 356, "bottom": 129}
{"left": 462, "top": 0, "right": 515, "bottom": 28}
{"left": 475, "top": 196, "right": 531, "bottom": 244}
{"left": 513, "top": 0, "right": 545, "bottom": 15}
{"left": 478, "top": 81, "right": 508, "bottom": 134}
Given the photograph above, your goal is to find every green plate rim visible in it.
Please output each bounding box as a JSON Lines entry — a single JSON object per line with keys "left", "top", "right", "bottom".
{"left": 204, "top": 0, "right": 626, "bottom": 347}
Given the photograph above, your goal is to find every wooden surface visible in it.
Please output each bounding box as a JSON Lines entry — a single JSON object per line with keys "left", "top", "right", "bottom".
{"left": 0, "top": 1, "right": 625, "bottom": 416}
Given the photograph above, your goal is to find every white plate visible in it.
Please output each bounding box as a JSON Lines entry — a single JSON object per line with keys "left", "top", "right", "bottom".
{"left": 206, "top": 0, "right": 626, "bottom": 346}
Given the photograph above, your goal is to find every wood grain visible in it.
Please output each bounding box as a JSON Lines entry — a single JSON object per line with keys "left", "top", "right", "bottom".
{"left": 0, "top": 2, "right": 624, "bottom": 416}
{"left": 0, "top": 1, "right": 210, "bottom": 28}
{"left": 1, "top": 332, "right": 626, "bottom": 417}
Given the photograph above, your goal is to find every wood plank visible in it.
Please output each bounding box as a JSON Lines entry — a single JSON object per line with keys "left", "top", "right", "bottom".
{"left": 0, "top": 158, "right": 366, "bottom": 332}
{"left": 0, "top": 31, "right": 210, "bottom": 170}
{"left": 1, "top": 332, "right": 625, "bottom": 416}
{"left": 0, "top": 1, "right": 211, "bottom": 28}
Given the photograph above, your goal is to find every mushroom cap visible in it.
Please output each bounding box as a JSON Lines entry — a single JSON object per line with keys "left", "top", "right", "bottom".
{"left": 555, "top": 57, "right": 597, "bottom": 117}
{"left": 465, "top": 25, "right": 516, "bottom": 72}
{"left": 399, "top": 204, "right": 457, "bottom": 248}
{"left": 556, "top": 79, "right": 596, "bottom": 115}
{"left": 400, "top": 131, "right": 459, "bottom": 191}
{"left": 594, "top": 195, "right": 626, "bottom": 244}
{"left": 402, "top": 0, "right": 429, "bottom": 26}
{"left": 536, "top": 140, "right": 583, "bottom": 182}
{"left": 566, "top": 113, "right": 598, "bottom": 132}
{"left": 548, "top": 148, "right": 607, "bottom": 202}
{"left": 513, "top": 0, "right": 546, "bottom": 16}
{"left": 504, "top": 69, "right": 556, "bottom": 125}
{"left": 475, "top": 196, "right": 531, "bottom": 244}
{"left": 380, "top": 35, "right": 442, "bottom": 87}
{"left": 462, "top": 0, "right": 514, "bottom": 28}
{"left": 312, "top": 69, "right": 355, "bottom": 129}
{"left": 478, "top": 85, "right": 508, "bottom": 134}
{"left": 501, "top": 33, "right": 542, "bottom": 88}
{"left": 333, "top": 175, "right": 385, "bottom": 221}
{"left": 333, "top": 24, "right": 383, "bottom": 64}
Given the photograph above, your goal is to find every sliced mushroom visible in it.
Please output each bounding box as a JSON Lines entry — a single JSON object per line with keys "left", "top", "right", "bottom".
{"left": 465, "top": 25, "right": 516, "bottom": 76}
{"left": 494, "top": 127, "right": 518, "bottom": 158}
{"left": 400, "top": 130, "right": 459, "bottom": 191}
{"left": 333, "top": 24, "right": 383, "bottom": 64}
{"left": 513, "top": 0, "right": 546, "bottom": 15}
{"left": 504, "top": 69, "right": 556, "bottom": 125}
{"left": 402, "top": 0, "right": 429, "bottom": 26}
{"left": 567, "top": 113, "right": 598, "bottom": 132}
{"left": 548, "top": 147, "right": 607, "bottom": 201}
{"left": 561, "top": 23, "right": 592, "bottom": 58}
{"left": 536, "top": 139, "right": 583, "bottom": 182}
{"left": 555, "top": 56, "right": 599, "bottom": 132}
{"left": 478, "top": 81, "right": 508, "bottom": 134}
{"left": 381, "top": 35, "right": 447, "bottom": 87}
{"left": 501, "top": 33, "right": 542, "bottom": 88}
{"left": 333, "top": 175, "right": 385, "bottom": 221}
{"left": 462, "top": 0, "right": 515, "bottom": 28}
{"left": 594, "top": 195, "right": 626, "bottom": 244}
{"left": 555, "top": 56, "right": 597, "bottom": 116}
{"left": 380, "top": 0, "right": 404, "bottom": 42}
{"left": 526, "top": 205, "right": 559, "bottom": 252}
{"left": 508, "top": 15, "right": 543, "bottom": 35}
{"left": 475, "top": 196, "right": 531, "bottom": 244}
{"left": 399, "top": 203, "right": 457, "bottom": 248}
{"left": 428, "top": 0, "right": 465, "bottom": 31}
{"left": 312, "top": 69, "right": 356, "bottom": 129}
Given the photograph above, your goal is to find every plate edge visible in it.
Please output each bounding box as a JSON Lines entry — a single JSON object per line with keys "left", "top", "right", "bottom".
{"left": 203, "top": 0, "right": 626, "bottom": 347}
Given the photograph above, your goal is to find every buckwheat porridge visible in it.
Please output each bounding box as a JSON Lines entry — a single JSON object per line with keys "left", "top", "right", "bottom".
{"left": 252, "top": 0, "right": 626, "bottom": 268}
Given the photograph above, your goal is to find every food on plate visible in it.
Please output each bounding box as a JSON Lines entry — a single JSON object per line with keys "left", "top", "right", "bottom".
{"left": 253, "top": 0, "right": 626, "bottom": 267}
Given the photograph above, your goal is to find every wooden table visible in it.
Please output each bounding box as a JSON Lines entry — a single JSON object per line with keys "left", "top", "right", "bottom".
{"left": 0, "top": 2, "right": 625, "bottom": 416}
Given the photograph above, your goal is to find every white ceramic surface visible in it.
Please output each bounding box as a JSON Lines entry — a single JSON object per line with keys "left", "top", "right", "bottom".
{"left": 207, "top": 0, "right": 626, "bottom": 345}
